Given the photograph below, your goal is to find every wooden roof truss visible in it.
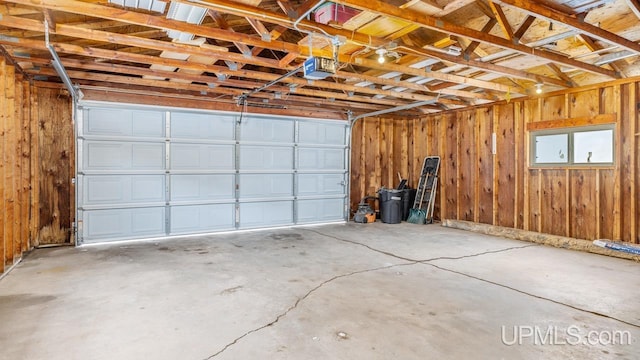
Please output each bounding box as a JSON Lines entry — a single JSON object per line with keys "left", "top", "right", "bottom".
{"left": 1, "top": 0, "right": 639, "bottom": 117}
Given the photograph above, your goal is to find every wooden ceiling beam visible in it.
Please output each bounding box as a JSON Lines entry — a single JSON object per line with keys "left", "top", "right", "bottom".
{"left": 179, "top": 0, "right": 568, "bottom": 88}
{"left": 79, "top": 87, "right": 350, "bottom": 120}
{"left": 3, "top": 0, "right": 568, "bottom": 95}
{"left": 29, "top": 65, "right": 418, "bottom": 109}
{"left": 244, "top": 19, "right": 289, "bottom": 66}
{"left": 0, "top": 4, "right": 40, "bottom": 16}
{"left": 43, "top": 9, "right": 56, "bottom": 31}
{"left": 0, "top": 15, "right": 292, "bottom": 69}
{"left": 278, "top": 52, "right": 299, "bottom": 67}
{"left": 579, "top": 34, "right": 626, "bottom": 77}
{"left": 0, "top": 20, "right": 145, "bottom": 39}
{"left": 513, "top": 15, "right": 536, "bottom": 42}
{"left": 10, "top": 0, "right": 517, "bottom": 94}
{"left": 6, "top": 37, "right": 462, "bottom": 105}
{"left": 406, "top": 44, "right": 568, "bottom": 87}
{"left": 332, "top": 0, "right": 618, "bottom": 78}
{"left": 277, "top": 0, "right": 321, "bottom": 19}
{"left": 276, "top": 0, "right": 296, "bottom": 17}
{"left": 2, "top": 0, "right": 311, "bottom": 58}
{"left": 546, "top": 63, "right": 578, "bottom": 87}
{"left": 30, "top": 59, "right": 370, "bottom": 110}
{"left": 245, "top": 17, "right": 269, "bottom": 37}
{"left": 207, "top": 10, "right": 252, "bottom": 56}
{"left": 463, "top": 18, "right": 497, "bottom": 59}
{"left": 625, "top": 0, "right": 640, "bottom": 20}
{"left": 493, "top": 0, "right": 640, "bottom": 56}
{"left": 487, "top": 0, "right": 514, "bottom": 40}
{"left": 6, "top": 35, "right": 469, "bottom": 105}
{"left": 337, "top": 70, "right": 489, "bottom": 101}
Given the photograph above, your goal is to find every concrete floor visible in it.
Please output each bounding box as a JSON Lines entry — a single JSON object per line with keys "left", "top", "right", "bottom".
{"left": 0, "top": 223, "right": 638, "bottom": 360}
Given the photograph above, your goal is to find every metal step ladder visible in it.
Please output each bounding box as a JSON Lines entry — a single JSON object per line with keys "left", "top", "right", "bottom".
{"left": 413, "top": 156, "right": 441, "bottom": 224}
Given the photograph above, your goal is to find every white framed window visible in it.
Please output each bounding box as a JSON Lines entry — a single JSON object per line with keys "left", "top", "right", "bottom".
{"left": 530, "top": 125, "right": 614, "bottom": 166}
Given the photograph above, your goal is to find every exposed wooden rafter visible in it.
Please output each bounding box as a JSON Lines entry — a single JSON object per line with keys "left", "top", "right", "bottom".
{"left": 176, "top": 0, "right": 571, "bottom": 87}
{"left": 331, "top": 0, "right": 619, "bottom": 78}
{"left": 0, "top": 0, "right": 638, "bottom": 114}
{"left": 14, "top": 1, "right": 525, "bottom": 94}
{"left": 513, "top": 15, "right": 536, "bottom": 42}
{"left": 494, "top": 0, "right": 640, "bottom": 56}
{"left": 487, "top": 0, "right": 514, "bottom": 40}
{"left": 626, "top": 0, "right": 640, "bottom": 20}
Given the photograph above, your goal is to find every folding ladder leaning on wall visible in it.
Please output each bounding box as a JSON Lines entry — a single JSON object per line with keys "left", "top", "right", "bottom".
{"left": 413, "top": 156, "right": 441, "bottom": 224}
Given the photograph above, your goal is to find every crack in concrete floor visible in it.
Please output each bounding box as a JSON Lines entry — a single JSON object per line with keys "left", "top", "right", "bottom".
{"left": 203, "top": 228, "right": 540, "bottom": 359}
{"left": 203, "top": 261, "right": 416, "bottom": 359}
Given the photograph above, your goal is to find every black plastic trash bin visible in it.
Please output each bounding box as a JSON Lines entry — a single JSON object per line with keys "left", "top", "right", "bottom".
{"left": 401, "top": 188, "right": 417, "bottom": 221}
{"left": 378, "top": 188, "right": 403, "bottom": 224}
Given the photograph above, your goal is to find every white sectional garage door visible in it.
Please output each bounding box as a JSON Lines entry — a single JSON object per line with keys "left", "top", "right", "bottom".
{"left": 76, "top": 102, "right": 348, "bottom": 244}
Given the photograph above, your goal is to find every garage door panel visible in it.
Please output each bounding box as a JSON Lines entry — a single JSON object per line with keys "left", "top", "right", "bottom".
{"left": 298, "top": 122, "right": 345, "bottom": 145}
{"left": 239, "top": 174, "right": 292, "bottom": 198}
{"left": 171, "top": 174, "right": 234, "bottom": 201}
{"left": 85, "top": 108, "right": 130, "bottom": 135}
{"left": 85, "top": 141, "right": 165, "bottom": 170}
{"left": 84, "top": 175, "right": 165, "bottom": 205}
{"left": 240, "top": 117, "right": 294, "bottom": 142}
{"left": 85, "top": 142, "right": 126, "bottom": 169}
{"left": 298, "top": 174, "right": 345, "bottom": 196}
{"left": 171, "top": 144, "right": 234, "bottom": 170}
{"left": 170, "top": 204, "right": 235, "bottom": 234}
{"left": 131, "top": 111, "right": 165, "bottom": 137}
{"left": 79, "top": 103, "right": 346, "bottom": 243}
{"left": 297, "top": 198, "right": 344, "bottom": 223}
{"left": 132, "top": 143, "right": 166, "bottom": 168}
{"left": 132, "top": 209, "right": 166, "bottom": 233}
{"left": 170, "top": 112, "right": 235, "bottom": 140}
{"left": 83, "top": 207, "right": 166, "bottom": 242}
{"left": 131, "top": 176, "right": 166, "bottom": 202}
{"left": 298, "top": 148, "right": 345, "bottom": 170}
{"left": 85, "top": 108, "right": 164, "bottom": 137}
{"left": 240, "top": 146, "right": 293, "bottom": 170}
{"left": 240, "top": 201, "right": 293, "bottom": 228}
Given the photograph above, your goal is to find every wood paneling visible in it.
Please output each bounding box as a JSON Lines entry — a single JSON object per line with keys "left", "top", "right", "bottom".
{"left": 1, "top": 57, "right": 6, "bottom": 273}
{"left": 496, "top": 103, "right": 516, "bottom": 228}
{"left": 599, "top": 169, "right": 616, "bottom": 239}
{"left": 477, "top": 108, "right": 493, "bottom": 225}
{"left": 1, "top": 58, "right": 28, "bottom": 270}
{"left": 570, "top": 170, "right": 597, "bottom": 239}
{"left": 569, "top": 89, "right": 599, "bottom": 118}
{"left": 444, "top": 113, "right": 458, "bottom": 220}
{"left": 34, "top": 88, "right": 74, "bottom": 245}
{"left": 350, "top": 119, "right": 364, "bottom": 211}
{"left": 0, "top": 57, "right": 73, "bottom": 275}
{"left": 541, "top": 94, "right": 566, "bottom": 121}
{"left": 458, "top": 111, "right": 475, "bottom": 221}
{"left": 350, "top": 78, "right": 640, "bottom": 243}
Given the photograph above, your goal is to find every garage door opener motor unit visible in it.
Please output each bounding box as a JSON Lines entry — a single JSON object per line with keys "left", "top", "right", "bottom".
{"left": 304, "top": 56, "right": 336, "bottom": 80}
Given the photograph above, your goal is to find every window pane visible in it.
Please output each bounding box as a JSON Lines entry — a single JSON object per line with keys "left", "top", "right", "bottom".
{"left": 573, "top": 129, "right": 613, "bottom": 163}
{"left": 535, "top": 134, "right": 568, "bottom": 163}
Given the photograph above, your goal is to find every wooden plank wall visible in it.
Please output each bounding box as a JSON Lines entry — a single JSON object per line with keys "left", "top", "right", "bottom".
{"left": 1, "top": 57, "right": 74, "bottom": 275}
{"left": 1, "top": 57, "right": 30, "bottom": 273}
{"left": 351, "top": 80, "right": 639, "bottom": 243}
{"left": 32, "top": 87, "right": 74, "bottom": 245}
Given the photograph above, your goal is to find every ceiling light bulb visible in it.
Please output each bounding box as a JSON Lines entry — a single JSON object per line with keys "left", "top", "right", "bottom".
{"left": 535, "top": 83, "right": 543, "bottom": 94}
{"left": 375, "top": 48, "right": 386, "bottom": 64}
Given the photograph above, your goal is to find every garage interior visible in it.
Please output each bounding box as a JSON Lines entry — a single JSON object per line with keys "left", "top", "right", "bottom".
{"left": 0, "top": 0, "right": 639, "bottom": 358}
